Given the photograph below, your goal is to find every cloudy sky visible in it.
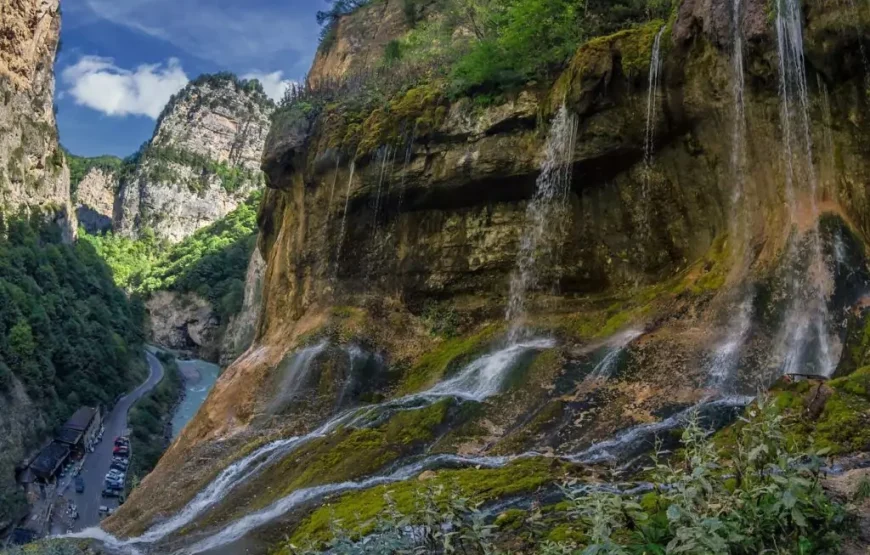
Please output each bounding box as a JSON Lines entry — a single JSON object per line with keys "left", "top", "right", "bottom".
{"left": 57, "top": 0, "right": 329, "bottom": 157}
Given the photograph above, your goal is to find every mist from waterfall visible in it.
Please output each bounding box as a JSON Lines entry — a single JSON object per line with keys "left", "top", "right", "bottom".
{"left": 505, "top": 105, "right": 578, "bottom": 341}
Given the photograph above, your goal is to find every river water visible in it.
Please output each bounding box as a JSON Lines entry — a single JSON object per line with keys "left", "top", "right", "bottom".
{"left": 171, "top": 359, "right": 220, "bottom": 439}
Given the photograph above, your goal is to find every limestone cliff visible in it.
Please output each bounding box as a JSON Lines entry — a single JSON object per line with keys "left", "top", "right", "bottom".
{"left": 114, "top": 74, "right": 273, "bottom": 243}
{"left": 75, "top": 167, "right": 117, "bottom": 234}
{"left": 107, "top": 0, "right": 870, "bottom": 550}
{"left": 0, "top": 0, "right": 74, "bottom": 239}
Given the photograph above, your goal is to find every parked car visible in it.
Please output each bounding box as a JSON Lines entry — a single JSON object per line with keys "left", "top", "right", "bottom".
{"left": 101, "top": 488, "right": 120, "bottom": 498}
{"left": 113, "top": 447, "right": 129, "bottom": 457}
{"left": 110, "top": 462, "right": 127, "bottom": 472}
{"left": 74, "top": 477, "right": 84, "bottom": 493}
{"left": 99, "top": 505, "right": 109, "bottom": 515}
{"left": 107, "top": 470, "right": 124, "bottom": 479}
{"left": 105, "top": 481, "right": 124, "bottom": 491}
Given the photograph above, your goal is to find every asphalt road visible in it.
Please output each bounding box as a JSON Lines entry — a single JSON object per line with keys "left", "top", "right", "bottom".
{"left": 63, "top": 351, "right": 165, "bottom": 531}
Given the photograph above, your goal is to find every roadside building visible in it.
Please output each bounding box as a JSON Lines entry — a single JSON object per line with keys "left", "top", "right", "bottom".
{"left": 59, "top": 407, "right": 101, "bottom": 453}
{"left": 29, "top": 442, "right": 70, "bottom": 481}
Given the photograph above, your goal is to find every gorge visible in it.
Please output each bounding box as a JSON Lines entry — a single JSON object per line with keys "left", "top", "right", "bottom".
{"left": 6, "top": 0, "right": 870, "bottom": 553}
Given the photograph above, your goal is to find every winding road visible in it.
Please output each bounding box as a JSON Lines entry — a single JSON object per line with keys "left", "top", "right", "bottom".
{"left": 61, "top": 351, "right": 165, "bottom": 532}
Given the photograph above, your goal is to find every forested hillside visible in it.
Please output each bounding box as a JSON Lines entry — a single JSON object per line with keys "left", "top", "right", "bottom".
{"left": 0, "top": 215, "right": 145, "bottom": 526}
{"left": 81, "top": 191, "right": 260, "bottom": 321}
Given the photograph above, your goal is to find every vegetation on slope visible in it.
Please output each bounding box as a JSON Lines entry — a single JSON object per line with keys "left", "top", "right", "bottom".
{"left": 127, "top": 351, "right": 182, "bottom": 491}
{"left": 62, "top": 148, "right": 123, "bottom": 194}
{"left": 80, "top": 191, "right": 261, "bottom": 320}
{"left": 0, "top": 215, "right": 145, "bottom": 525}
{"left": 313, "top": 0, "right": 673, "bottom": 98}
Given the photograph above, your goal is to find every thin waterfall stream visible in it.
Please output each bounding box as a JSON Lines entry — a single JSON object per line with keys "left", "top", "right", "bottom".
{"left": 333, "top": 162, "right": 355, "bottom": 279}
{"left": 640, "top": 25, "right": 666, "bottom": 236}
{"left": 705, "top": 0, "right": 754, "bottom": 391}
{"left": 505, "top": 105, "right": 578, "bottom": 341}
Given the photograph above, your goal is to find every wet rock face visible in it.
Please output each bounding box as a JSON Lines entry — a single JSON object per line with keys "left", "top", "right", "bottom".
{"left": 0, "top": 0, "right": 74, "bottom": 239}
{"left": 115, "top": 77, "right": 273, "bottom": 243}
{"left": 75, "top": 167, "right": 117, "bottom": 233}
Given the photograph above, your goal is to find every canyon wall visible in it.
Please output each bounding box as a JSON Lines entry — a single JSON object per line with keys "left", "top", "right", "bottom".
{"left": 107, "top": 0, "right": 870, "bottom": 550}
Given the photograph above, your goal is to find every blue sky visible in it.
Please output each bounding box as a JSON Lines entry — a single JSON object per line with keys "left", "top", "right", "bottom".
{"left": 57, "top": 0, "right": 330, "bottom": 158}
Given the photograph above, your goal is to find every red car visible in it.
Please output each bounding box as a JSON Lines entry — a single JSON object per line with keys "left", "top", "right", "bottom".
{"left": 113, "top": 445, "right": 129, "bottom": 456}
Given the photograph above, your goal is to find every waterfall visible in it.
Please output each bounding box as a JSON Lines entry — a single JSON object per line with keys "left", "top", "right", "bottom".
{"left": 704, "top": 0, "right": 754, "bottom": 391}
{"left": 505, "top": 106, "right": 578, "bottom": 340}
{"left": 587, "top": 330, "right": 644, "bottom": 381}
{"left": 397, "top": 126, "right": 417, "bottom": 212}
{"left": 324, "top": 157, "right": 341, "bottom": 235}
{"left": 426, "top": 338, "right": 555, "bottom": 400}
{"left": 640, "top": 25, "right": 667, "bottom": 233}
{"left": 707, "top": 298, "right": 753, "bottom": 391}
{"left": 774, "top": 0, "right": 838, "bottom": 378}
{"left": 371, "top": 145, "right": 393, "bottom": 238}
{"left": 333, "top": 162, "right": 356, "bottom": 278}
{"left": 267, "top": 341, "right": 329, "bottom": 414}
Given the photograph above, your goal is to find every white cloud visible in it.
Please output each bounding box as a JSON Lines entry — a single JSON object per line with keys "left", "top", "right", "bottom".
{"left": 242, "top": 71, "right": 296, "bottom": 103}
{"left": 62, "top": 56, "right": 189, "bottom": 119}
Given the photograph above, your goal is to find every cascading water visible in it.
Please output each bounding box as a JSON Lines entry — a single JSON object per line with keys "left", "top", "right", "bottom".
{"left": 640, "top": 25, "right": 666, "bottom": 236}
{"left": 76, "top": 339, "right": 556, "bottom": 552}
{"left": 505, "top": 105, "right": 578, "bottom": 340}
{"left": 568, "top": 395, "right": 753, "bottom": 465}
{"left": 774, "top": 0, "right": 838, "bottom": 378}
{"left": 426, "top": 338, "right": 555, "bottom": 401}
{"left": 267, "top": 341, "right": 329, "bottom": 414}
{"left": 184, "top": 454, "right": 515, "bottom": 555}
{"left": 586, "top": 330, "right": 644, "bottom": 381}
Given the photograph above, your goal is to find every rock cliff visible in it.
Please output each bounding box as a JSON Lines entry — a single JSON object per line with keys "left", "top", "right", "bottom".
{"left": 106, "top": 0, "right": 870, "bottom": 551}
{"left": 0, "top": 0, "right": 74, "bottom": 239}
{"left": 75, "top": 167, "right": 117, "bottom": 233}
{"left": 114, "top": 74, "right": 273, "bottom": 243}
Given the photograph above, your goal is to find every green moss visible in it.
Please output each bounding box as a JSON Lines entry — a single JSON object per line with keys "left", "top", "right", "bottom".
{"left": 398, "top": 324, "right": 500, "bottom": 395}
{"left": 494, "top": 508, "right": 528, "bottom": 531}
{"left": 279, "top": 457, "right": 564, "bottom": 551}
{"left": 353, "top": 84, "right": 447, "bottom": 158}
{"left": 545, "top": 522, "right": 588, "bottom": 544}
{"left": 551, "top": 20, "right": 666, "bottom": 113}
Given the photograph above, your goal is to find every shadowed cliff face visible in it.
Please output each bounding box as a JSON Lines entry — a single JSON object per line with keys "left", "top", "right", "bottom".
{"left": 106, "top": 0, "right": 870, "bottom": 550}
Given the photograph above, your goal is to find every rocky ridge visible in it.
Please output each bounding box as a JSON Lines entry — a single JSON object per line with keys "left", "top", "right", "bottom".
{"left": 114, "top": 74, "right": 274, "bottom": 244}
